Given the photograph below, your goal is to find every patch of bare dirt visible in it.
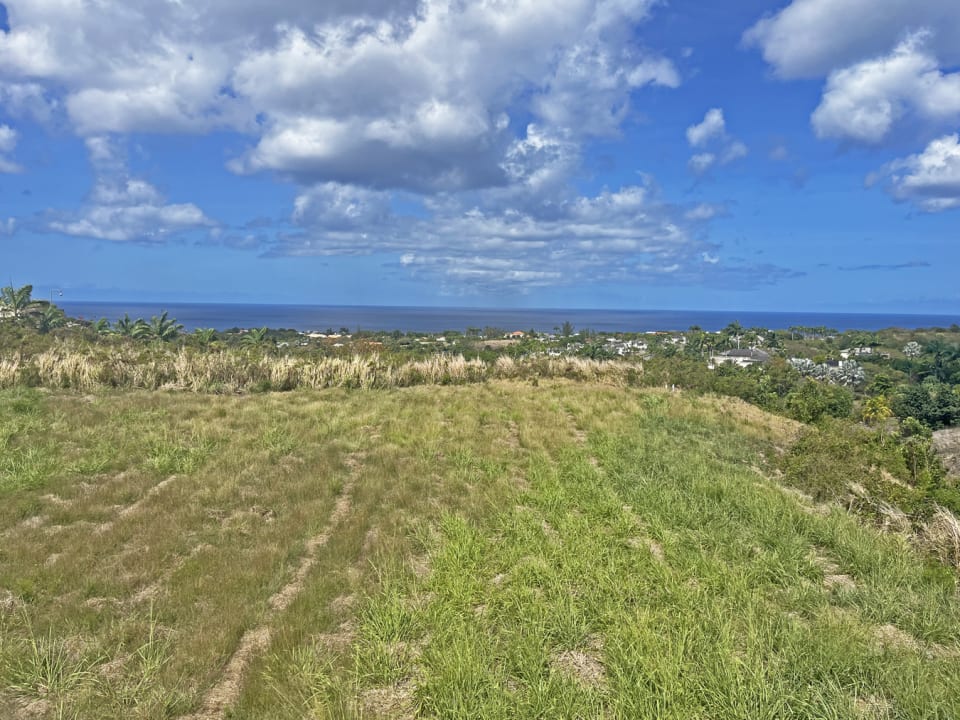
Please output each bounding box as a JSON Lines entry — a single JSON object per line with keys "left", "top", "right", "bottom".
{"left": 873, "top": 624, "right": 920, "bottom": 653}
{"left": 17, "top": 515, "right": 48, "bottom": 531}
{"left": 552, "top": 648, "right": 606, "bottom": 688}
{"left": 409, "top": 555, "right": 431, "bottom": 578}
{"left": 933, "top": 428, "right": 960, "bottom": 478}
{"left": 627, "top": 537, "right": 664, "bottom": 563}
{"left": 824, "top": 574, "right": 856, "bottom": 591}
{"left": 360, "top": 680, "right": 417, "bottom": 719}
{"left": 853, "top": 694, "right": 894, "bottom": 718}
{"left": 41, "top": 493, "right": 71, "bottom": 507}
{"left": 0, "top": 588, "right": 19, "bottom": 612}
{"left": 812, "top": 549, "right": 856, "bottom": 591}
{"left": 540, "top": 520, "right": 560, "bottom": 544}
{"left": 873, "top": 624, "right": 959, "bottom": 659}
{"left": 12, "top": 698, "right": 51, "bottom": 719}
{"left": 314, "top": 621, "right": 356, "bottom": 653}
{"left": 329, "top": 593, "right": 357, "bottom": 613}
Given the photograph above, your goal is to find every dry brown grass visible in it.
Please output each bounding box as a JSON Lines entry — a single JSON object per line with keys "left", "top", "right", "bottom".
{"left": 922, "top": 505, "right": 960, "bottom": 568}
{"left": 0, "top": 348, "right": 642, "bottom": 393}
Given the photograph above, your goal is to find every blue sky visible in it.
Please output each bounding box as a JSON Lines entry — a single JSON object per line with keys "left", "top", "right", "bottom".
{"left": 0, "top": 0, "right": 959, "bottom": 312}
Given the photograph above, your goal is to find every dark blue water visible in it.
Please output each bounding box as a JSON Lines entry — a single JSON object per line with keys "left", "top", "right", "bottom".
{"left": 59, "top": 302, "right": 959, "bottom": 334}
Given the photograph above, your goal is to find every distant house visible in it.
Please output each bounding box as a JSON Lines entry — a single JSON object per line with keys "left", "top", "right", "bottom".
{"left": 839, "top": 347, "right": 873, "bottom": 359}
{"left": 506, "top": 331, "right": 526, "bottom": 339}
{"left": 709, "top": 348, "right": 771, "bottom": 369}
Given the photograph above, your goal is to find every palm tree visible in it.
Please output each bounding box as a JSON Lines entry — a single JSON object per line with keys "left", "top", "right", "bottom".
{"left": 923, "top": 339, "right": 960, "bottom": 383}
{"left": 193, "top": 327, "right": 217, "bottom": 349}
{"left": 114, "top": 314, "right": 138, "bottom": 336}
{"left": 686, "top": 325, "right": 707, "bottom": 357}
{"left": 146, "top": 312, "right": 184, "bottom": 342}
{"left": 722, "top": 321, "right": 744, "bottom": 349}
{"left": 241, "top": 326, "right": 271, "bottom": 349}
{"left": 0, "top": 284, "right": 39, "bottom": 320}
{"left": 36, "top": 305, "right": 66, "bottom": 334}
{"left": 131, "top": 319, "right": 152, "bottom": 340}
{"left": 93, "top": 317, "right": 112, "bottom": 334}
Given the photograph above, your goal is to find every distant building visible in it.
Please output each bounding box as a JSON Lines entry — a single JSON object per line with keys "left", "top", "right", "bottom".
{"left": 709, "top": 348, "right": 771, "bottom": 369}
{"left": 506, "top": 331, "right": 526, "bottom": 339}
{"left": 839, "top": 347, "right": 873, "bottom": 359}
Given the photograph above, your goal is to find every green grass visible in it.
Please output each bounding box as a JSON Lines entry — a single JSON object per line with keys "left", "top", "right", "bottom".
{"left": 0, "top": 383, "right": 957, "bottom": 718}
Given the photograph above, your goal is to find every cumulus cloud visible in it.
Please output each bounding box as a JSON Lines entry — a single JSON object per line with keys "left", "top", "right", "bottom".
{"left": 870, "top": 134, "right": 960, "bottom": 211}
{"left": 685, "top": 203, "right": 726, "bottom": 221}
{"left": 47, "top": 137, "right": 215, "bottom": 241}
{"left": 686, "top": 108, "right": 725, "bottom": 147}
{"left": 0, "top": 81, "right": 56, "bottom": 123}
{"left": 746, "top": 1, "right": 960, "bottom": 214}
{"left": 685, "top": 109, "right": 747, "bottom": 175}
{"left": 0, "top": 124, "right": 20, "bottom": 172}
{"left": 268, "top": 177, "right": 792, "bottom": 292}
{"left": 811, "top": 31, "right": 960, "bottom": 142}
{"left": 743, "top": 0, "right": 960, "bottom": 79}
{"left": 0, "top": 0, "right": 677, "bottom": 188}
{"left": 0, "top": 0, "right": 793, "bottom": 292}
{"left": 688, "top": 153, "right": 716, "bottom": 175}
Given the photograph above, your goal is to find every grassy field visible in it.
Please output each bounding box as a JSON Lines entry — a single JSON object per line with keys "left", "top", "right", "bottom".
{"left": 1, "top": 382, "right": 958, "bottom": 719}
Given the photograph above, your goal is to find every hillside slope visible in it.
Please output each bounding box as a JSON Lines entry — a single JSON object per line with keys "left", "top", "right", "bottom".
{"left": 0, "top": 383, "right": 957, "bottom": 719}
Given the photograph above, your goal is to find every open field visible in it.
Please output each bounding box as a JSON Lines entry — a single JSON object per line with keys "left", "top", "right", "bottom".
{"left": 1, "top": 382, "right": 959, "bottom": 718}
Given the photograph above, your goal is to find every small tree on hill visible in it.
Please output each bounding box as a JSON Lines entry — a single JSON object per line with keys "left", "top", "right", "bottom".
{"left": 36, "top": 305, "right": 66, "bottom": 334}
{"left": 147, "top": 312, "right": 183, "bottom": 342}
{"left": 0, "top": 284, "right": 39, "bottom": 320}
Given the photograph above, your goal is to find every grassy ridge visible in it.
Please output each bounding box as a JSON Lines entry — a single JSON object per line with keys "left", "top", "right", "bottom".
{"left": 1, "top": 384, "right": 958, "bottom": 718}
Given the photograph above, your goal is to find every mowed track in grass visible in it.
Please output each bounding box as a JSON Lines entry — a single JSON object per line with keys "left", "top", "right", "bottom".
{"left": 0, "top": 382, "right": 958, "bottom": 719}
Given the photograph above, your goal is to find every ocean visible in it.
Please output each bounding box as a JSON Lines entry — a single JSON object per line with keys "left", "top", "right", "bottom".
{"left": 59, "top": 302, "right": 960, "bottom": 334}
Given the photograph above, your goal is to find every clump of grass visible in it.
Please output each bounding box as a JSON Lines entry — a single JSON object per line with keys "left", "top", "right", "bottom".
{"left": 1, "top": 616, "right": 100, "bottom": 700}
{"left": 0, "top": 444, "right": 60, "bottom": 492}
{"left": 144, "top": 433, "right": 214, "bottom": 475}
{"left": 96, "top": 605, "right": 188, "bottom": 718}
{"left": 923, "top": 505, "right": 960, "bottom": 568}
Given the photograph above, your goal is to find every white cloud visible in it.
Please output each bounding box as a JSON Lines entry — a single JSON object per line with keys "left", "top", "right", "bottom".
{"left": 269, "top": 177, "right": 794, "bottom": 292}
{"left": 743, "top": 0, "right": 960, "bottom": 79}
{"left": 688, "top": 153, "right": 715, "bottom": 175}
{"left": 47, "top": 137, "right": 215, "bottom": 241}
{"left": 0, "top": 1, "right": 790, "bottom": 290}
{"left": 811, "top": 31, "right": 960, "bottom": 142}
{"left": 685, "top": 203, "right": 725, "bottom": 221}
{"left": 1, "top": 0, "right": 678, "bottom": 192}
{"left": 685, "top": 108, "right": 747, "bottom": 175}
{"left": 873, "top": 133, "right": 960, "bottom": 211}
{"left": 769, "top": 144, "right": 789, "bottom": 161}
{"left": 686, "top": 108, "right": 725, "bottom": 147}
{"left": 0, "top": 124, "right": 20, "bottom": 172}
{"left": 722, "top": 141, "right": 748, "bottom": 163}
{"left": 0, "top": 81, "right": 57, "bottom": 123}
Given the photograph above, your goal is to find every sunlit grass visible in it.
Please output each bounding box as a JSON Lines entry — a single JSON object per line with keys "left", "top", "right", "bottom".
{"left": 0, "top": 383, "right": 957, "bottom": 719}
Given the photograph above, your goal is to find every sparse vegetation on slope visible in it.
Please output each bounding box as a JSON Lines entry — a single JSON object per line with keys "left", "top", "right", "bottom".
{"left": 0, "top": 384, "right": 958, "bottom": 718}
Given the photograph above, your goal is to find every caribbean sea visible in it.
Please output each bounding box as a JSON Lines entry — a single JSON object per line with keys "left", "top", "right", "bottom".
{"left": 59, "top": 302, "right": 959, "bottom": 334}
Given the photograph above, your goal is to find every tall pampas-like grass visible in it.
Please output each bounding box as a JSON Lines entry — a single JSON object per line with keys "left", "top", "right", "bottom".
{"left": 0, "top": 347, "right": 642, "bottom": 393}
